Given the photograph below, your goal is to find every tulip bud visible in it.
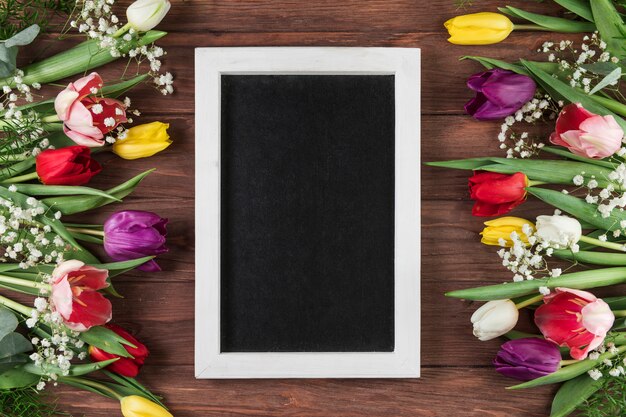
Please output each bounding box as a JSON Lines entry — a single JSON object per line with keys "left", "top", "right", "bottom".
{"left": 480, "top": 217, "right": 535, "bottom": 247}
{"left": 89, "top": 324, "right": 149, "bottom": 377}
{"left": 444, "top": 12, "right": 513, "bottom": 45}
{"left": 469, "top": 171, "right": 528, "bottom": 217}
{"left": 112, "top": 122, "right": 172, "bottom": 160}
{"left": 494, "top": 338, "right": 561, "bottom": 381}
{"left": 471, "top": 299, "right": 519, "bottom": 341}
{"left": 126, "top": 0, "right": 171, "bottom": 32}
{"left": 36, "top": 146, "right": 102, "bottom": 186}
{"left": 121, "top": 396, "right": 173, "bottom": 417}
{"left": 535, "top": 215, "right": 581, "bottom": 249}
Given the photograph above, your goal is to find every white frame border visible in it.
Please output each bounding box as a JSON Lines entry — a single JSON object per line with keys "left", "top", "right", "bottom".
{"left": 195, "top": 47, "right": 420, "bottom": 379}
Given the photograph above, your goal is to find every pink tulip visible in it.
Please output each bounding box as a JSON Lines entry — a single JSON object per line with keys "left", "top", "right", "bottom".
{"left": 50, "top": 260, "right": 112, "bottom": 332}
{"left": 550, "top": 103, "right": 623, "bottom": 159}
{"left": 535, "top": 288, "right": 614, "bottom": 360}
{"left": 54, "top": 72, "right": 127, "bottom": 147}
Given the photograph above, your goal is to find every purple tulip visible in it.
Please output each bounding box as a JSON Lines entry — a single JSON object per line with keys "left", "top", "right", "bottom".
{"left": 494, "top": 338, "right": 561, "bottom": 381}
{"left": 104, "top": 210, "right": 168, "bottom": 272}
{"left": 465, "top": 69, "right": 536, "bottom": 121}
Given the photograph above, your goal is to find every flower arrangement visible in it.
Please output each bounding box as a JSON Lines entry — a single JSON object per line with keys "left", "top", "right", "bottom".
{"left": 432, "top": 1, "right": 626, "bottom": 416}
{"left": 0, "top": 1, "right": 174, "bottom": 416}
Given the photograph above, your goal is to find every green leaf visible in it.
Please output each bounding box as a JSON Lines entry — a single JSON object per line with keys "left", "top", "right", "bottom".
{"left": 499, "top": 6, "right": 595, "bottom": 32}
{"left": 0, "top": 367, "right": 39, "bottom": 389}
{"left": 550, "top": 374, "right": 605, "bottom": 417}
{"left": 0, "top": 333, "right": 32, "bottom": 359}
{"left": 589, "top": 66, "right": 621, "bottom": 95}
{"left": 521, "top": 60, "right": 626, "bottom": 131}
{"left": 92, "top": 256, "right": 155, "bottom": 274}
{"left": 0, "top": 158, "right": 35, "bottom": 181}
{"left": 591, "top": 0, "right": 626, "bottom": 62}
{"left": 0, "top": 354, "right": 27, "bottom": 374}
{"left": 446, "top": 267, "right": 626, "bottom": 300}
{"left": 605, "top": 296, "right": 626, "bottom": 310}
{"left": 540, "top": 146, "right": 617, "bottom": 169}
{"left": 41, "top": 169, "right": 154, "bottom": 215}
{"left": 461, "top": 56, "right": 528, "bottom": 74}
{"left": 425, "top": 157, "right": 498, "bottom": 170}
{"left": 553, "top": 0, "right": 594, "bottom": 21}
{"left": 11, "top": 184, "right": 121, "bottom": 201}
{"left": 79, "top": 326, "right": 136, "bottom": 358}
{"left": 102, "top": 371, "right": 166, "bottom": 408}
{"left": 22, "top": 358, "right": 118, "bottom": 377}
{"left": 581, "top": 62, "right": 621, "bottom": 76}
{"left": 554, "top": 250, "right": 626, "bottom": 266}
{"left": 0, "top": 308, "right": 18, "bottom": 340}
{"left": 527, "top": 187, "right": 626, "bottom": 232}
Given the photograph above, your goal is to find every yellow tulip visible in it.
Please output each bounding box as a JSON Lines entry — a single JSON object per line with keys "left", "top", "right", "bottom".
{"left": 121, "top": 396, "right": 173, "bottom": 417}
{"left": 480, "top": 216, "right": 535, "bottom": 247}
{"left": 113, "top": 122, "right": 172, "bottom": 160}
{"left": 444, "top": 12, "right": 514, "bottom": 45}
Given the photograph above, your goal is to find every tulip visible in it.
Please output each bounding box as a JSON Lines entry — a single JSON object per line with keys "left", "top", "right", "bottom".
{"left": 54, "top": 72, "right": 127, "bottom": 147}
{"left": 535, "top": 214, "right": 581, "bottom": 249}
{"left": 112, "top": 122, "right": 172, "bottom": 160}
{"left": 464, "top": 69, "right": 536, "bottom": 120}
{"left": 104, "top": 210, "right": 168, "bottom": 272}
{"left": 126, "top": 0, "right": 171, "bottom": 32}
{"left": 471, "top": 299, "right": 519, "bottom": 341}
{"left": 469, "top": 171, "right": 528, "bottom": 217}
{"left": 89, "top": 324, "right": 149, "bottom": 377}
{"left": 445, "top": 12, "right": 513, "bottom": 45}
{"left": 35, "top": 146, "right": 102, "bottom": 186}
{"left": 50, "top": 260, "right": 111, "bottom": 332}
{"left": 550, "top": 103, "right": 623, "bottom": 159}
{"left": 494, "top": 338, "right": 561, "bottom": 381}
{"left": 121, "top": 395, "right": 173, "bottom": 417}
{"left": 535, "top": 288, "right": 614, "bottom": 360}
{"left": 480, "top": 216, "right": 534, "bottom": 247}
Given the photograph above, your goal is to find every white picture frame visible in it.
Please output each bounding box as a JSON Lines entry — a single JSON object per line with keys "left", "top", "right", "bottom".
{"left": 195, "top": 47, "right": 421, "bottom": 379}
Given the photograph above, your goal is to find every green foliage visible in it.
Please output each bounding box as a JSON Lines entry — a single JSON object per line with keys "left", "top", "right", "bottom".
{"left": 0, "top": 387, "right": 72, "bottom": 417}
{"left": 0, "top": 0, "right": 74, "bottom": 39}
{"left": 551, "top": 374, "right": 604, "bottom": 417}
{"left": 576, "top": 378, "right": 626, "bottom": 417}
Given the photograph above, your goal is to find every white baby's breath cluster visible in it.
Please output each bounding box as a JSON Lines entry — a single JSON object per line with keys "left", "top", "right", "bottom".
{"left": 0, "top": 194, "right": 66, "bottom": 268}
{"left": 498, "top": 93, "right": 560, "bottom": 159}
{"left": 587, "top": 343, "right": 625, "bottom": 381}
{"left": 574, "top": 166, "right": 626, "bottom": 231}
{"left": 0, "top": 70, "right": 42, "bottom": 112}
{"left": 28, "top": 292, "right": 86, "bottom": 390}
{"left": 496, "top": 226, "right": 549, "bottom": 282}
{"left": 0, "top": 111, "right": 55, "bottom": 159}
{"left": 539, "top": 33, "right": 620, "bottom": 93}
{"left": 69, "top": 0, "right": 174, "bottom": 95}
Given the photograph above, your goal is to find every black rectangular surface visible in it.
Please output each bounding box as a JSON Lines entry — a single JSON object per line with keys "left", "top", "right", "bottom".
{"left": 220, "top": 75, "right": 395, "bottom": 352}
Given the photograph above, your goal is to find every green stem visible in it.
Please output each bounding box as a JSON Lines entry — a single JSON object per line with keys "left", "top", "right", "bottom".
{"left": 560, "top": 359, "right": 580, "bottom": 367}
{"left": 112, "top": 22, "right": 132, "bottom": 38}
{"left": 1, "top": 171, "right": 39, "bottom": 184}
{"left": 527, "top": 180, "right": 547, "bottom": 187}
{"left": 579, "top": 235, "right": 626, "bottom": 252}
{"left": 67, "top": 227, "right": 105, "bottom": 237}
{"left": 513, "top": 24, "right": 554, "bottom": 31}
{"left": 40, "top": 114, "right": 61, "bottom": 123}
{"left": 0, "top": 293, "right": 33, "bottom": 316}
{"left": 0, "top": 275, "right": 50, "bottom": 292}
{"left": 613, "top": 309, "right": 626, "bottom": 317}
{"left": 515, "top": 293, "right": 544, "bottom": 309}
{"left": 60, "top": 376, "right": 124, "bottom": 400}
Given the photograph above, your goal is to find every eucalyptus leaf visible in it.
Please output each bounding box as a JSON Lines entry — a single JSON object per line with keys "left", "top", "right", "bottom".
{"left": 0, "top": 367, "right": 39, "bottom": 389}
{"left": 0, "top": 308, "right": 17, "bottom": 340}
{"left": 4, "top": 25, "right": 40, "bottom": 48}
{"left": 589, "top": 67, "right": 621, "bottom": 95}
{"left": 0, "top": 354, "right": 27, "bottom": 374}
{"left": 0, "top": 333, "right": 32, "bottom": 359}
{"left": 0, "top": 25, "right": 40, "bottom": 78}
{"left": 550, "top": 374, "right": 604, "bottom": 417}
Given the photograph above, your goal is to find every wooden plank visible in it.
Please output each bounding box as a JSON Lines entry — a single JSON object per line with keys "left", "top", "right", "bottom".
{"left": 51, "top": 366, "right": 556, "bottom": 417}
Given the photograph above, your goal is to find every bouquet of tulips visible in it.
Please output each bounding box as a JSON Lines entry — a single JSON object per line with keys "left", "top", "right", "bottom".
{"left": 0, "top": 1, "right": 175, "bottom": 416}
{"left": 432, "top": 1, "right": 626, "bottom": 416}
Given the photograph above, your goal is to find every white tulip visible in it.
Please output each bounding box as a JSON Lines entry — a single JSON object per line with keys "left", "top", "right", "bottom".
{"left": 535, "top": 214, "right": 582, "bottom": 249}
{"left": 126, "top": 0, "right": 171, "bottom": 32}
{"left": 471, "top": 299, "right": 519, "bottom": 341}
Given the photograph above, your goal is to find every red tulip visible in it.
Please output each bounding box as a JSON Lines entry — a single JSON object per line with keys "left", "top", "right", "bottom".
{"left": 535, "top": 288, "right": 615, "bottom": 360}
{"left": 50, "top": 260, "right": 112, "bottom": 332}
{"left": 89, "top": 324, "right": 149, "bottom": 377}
{"left": 468, "top": 171, "right": 528, "bottom": 217}
{"left": 36, "top": 146, "right": 102, "bottom": 186}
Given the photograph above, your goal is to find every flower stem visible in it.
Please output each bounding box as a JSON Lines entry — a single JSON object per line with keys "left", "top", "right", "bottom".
{"left": 513, "top": 24, "right": 554, "bottom": 31}
{"left": 59, "top": 376, "right": 124, "bottom": 400}
{"left": 1, "top": 171, "right": 39, "bottom": 184}
{"left": 560, "top": 359, "right": 579, "bottom": 367}
{"left": 515, "top": 293, "right": 544, "bottom": 309}
{"left": 579, "top": 235, "right": 626, "bottom": 252}
{"left": 66, "top": 227, "right": 105, "bottom": 237}
{"left": 527, "top": 180, "right": 547, "bottom": 187}
{"left": 613, "top": 310, "right": 626, "bottom": 317}
{"left": 0, "top": 293, "right": 34, "bottom": 316}
{"left": 0, "top": 275, "right": 51, "bottom": 292}
{"left": 41, "top": 114, "right": 61, "bottom": 123}
{"left": 112, "top": 22, "right": 132, "bottom": 38}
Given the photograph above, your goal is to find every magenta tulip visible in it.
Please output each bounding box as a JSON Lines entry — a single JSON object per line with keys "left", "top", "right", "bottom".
{"left": 103, "top": 210, "right": 168, "bottom": 272}
{"left": 550, "top": 103, "right": 623, "bottom": 159}
{"left": 465, "top": 69, "right": 536, "bottom": 120}
{"left": 494, "top": 338, "right": 561, "bottom": 381}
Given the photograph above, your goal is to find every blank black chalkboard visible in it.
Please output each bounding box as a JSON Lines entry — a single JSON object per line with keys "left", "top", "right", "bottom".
{"left": 219, "top": 74, "right": 395, "bottom": 352}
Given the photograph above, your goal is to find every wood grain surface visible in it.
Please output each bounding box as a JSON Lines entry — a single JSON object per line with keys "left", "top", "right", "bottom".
{"left": 17, "top": 0, "right": 578, "bottom": 415}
